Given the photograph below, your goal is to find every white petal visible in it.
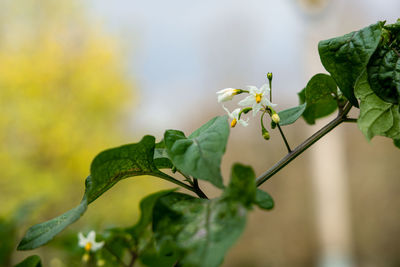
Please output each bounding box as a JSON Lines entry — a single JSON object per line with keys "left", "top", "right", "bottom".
{"left": 252, "top": 103, "right": 262, "bottom": 116}
{"left": 87, "top": 231, "right": 96, "bottom": 243}
{"left": 231, "top": 108, "right": 240, "bottom": 119}
{"left": 222, "top": 105, "right": 234, "bottom": 119}
{"left": 78, "top": 232, "right": 87, "bottom": 247}
{"left": 216, "top": 88, "right": 230, "bottom": 94}
{"left": 238, "top": 119, "right": 249, "bottom": 127}
{"left": 245, "top": 85, "right": 258, "bottom": 94}
{"left": 259, "top": 83, "right": 270, "bottom": 94}
{"left": 261, "top": 97, "right": 277, "bottom": 108}
{"left": 91, "top": 241, "right": 105, "bottom": 252}
{"left": 238, "top": 95, "right": 255, "bottom": 106}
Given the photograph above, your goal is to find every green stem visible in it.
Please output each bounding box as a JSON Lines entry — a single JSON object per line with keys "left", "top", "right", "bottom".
{"left": 193, "top": 178, "right": 209, "bottom": 199}
{"left": 276, "top": 124, "right": 292, "bottom": 153}
{"left": 269, "top": 79, "right": 272, "bottom": 102}
{"left": 256, "top": 102, "right": 353, "bottom": 187}
{"left": 178, "top": 170, "right": 195, "bottom": 186}
{"left": 128, "top": 251, "right": 138, "bottom": 267}
{"left": 154, "top": 171, "right": 197, "bottom": 192}
{"left": 177, "top": 171, "right": 208, "bottom": 199}
{"left": 344, "top": 118, "right": 357, "bottom": 123}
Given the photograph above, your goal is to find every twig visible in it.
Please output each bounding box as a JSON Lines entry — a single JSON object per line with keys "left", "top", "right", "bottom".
{"left": 256, "top": 102, "right": 353, "bottom": 186}
{"left": 193, "top": 178, "right": 208, "bottom": 199}
{"left": 276, "top": 124, "right": 292, "bottom": 153}
{"left": 344, "top": 118, "right": 357, "bottom": 123}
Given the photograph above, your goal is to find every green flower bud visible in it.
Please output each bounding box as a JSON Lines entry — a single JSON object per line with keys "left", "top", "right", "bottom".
{"left": 267, "top": 72, "right": 273, "bottom": 81}
{"left": 262, "top": 128, "right": 270, "bottom": 140}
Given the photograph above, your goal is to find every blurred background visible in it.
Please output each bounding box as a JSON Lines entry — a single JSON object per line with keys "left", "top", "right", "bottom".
{"left": 1, "top": 0, "right": 399, "bottom": 266}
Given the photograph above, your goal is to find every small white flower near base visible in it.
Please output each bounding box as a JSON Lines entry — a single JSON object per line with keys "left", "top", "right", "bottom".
{"left": 78, "top": 231, "right": 104, "bottom": 252}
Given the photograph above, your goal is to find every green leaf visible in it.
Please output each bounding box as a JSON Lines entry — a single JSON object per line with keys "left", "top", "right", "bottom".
{"left": 152, "top": 163, "right": 257, "bottom": 267}
{"left": 127, "top": 189, "right": 175, "bottom": 239}
{"left": 17, "top": 196, "right": 88, "bottom": 250}
{"left": 18, "top": 135, "right": 170, "bottom": 250}
{"left": 14, "top": 255, "right": 42, "bottom": 267}
{"left": 138, "top": 238, "right": 179, "bottom": 267}
{"left": 319, "top": 22, "right": 383, "bottom": 107}
{"left": 88, "top": 135, "right": 164, "bottom": 203}
{"left": 154, "top": 140, "right": 173, "bottom": 169}
{"left": 367, "top": 28, "right": 400, "bottom": 104}
{"left": 254, "top": 189, "right": 274, "bottom": 210}
{"left": 164, "top": 116, "right": 229, "bottom": 188}
{"left": 153, "top": 193, "right": 247, "bottom": 267}
{"left": 305, "top": 73, "right": 338, "bottom": 103}
{"left": 223, "top": 164, "right": 256, "bottom": 208}
{"left": 298, "top": 74, "right": 339, "bottom": 124}
{"left": 277, "top": 103, "right": 306, "bottom": 126}
{"left": 394, "top": 139, "right": 400, "bottom": 149}
{"left": 355, "top": 71, "right": 400, "bottom": 141}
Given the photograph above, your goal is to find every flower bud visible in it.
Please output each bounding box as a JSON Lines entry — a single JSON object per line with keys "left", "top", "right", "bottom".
{"left": 267, "top": 72, "right": 273, "bottom": 81}
{"left": 262, "top": 128, "right": 270, "bottom": 140}
{"left": 271, "top": 113, "right": 280, "bottom": 124}
{"left": 82, "top": 253, "right": 90, "bottom": 263}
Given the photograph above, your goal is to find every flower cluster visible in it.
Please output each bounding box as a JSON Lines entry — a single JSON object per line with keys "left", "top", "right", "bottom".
{"left": 216, "top": 74, "right": 280, "bottom": 140}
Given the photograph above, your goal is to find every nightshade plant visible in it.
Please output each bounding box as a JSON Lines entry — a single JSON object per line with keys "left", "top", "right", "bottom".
{"left": 17, "top": 19, "right": 400, "bottom": 267}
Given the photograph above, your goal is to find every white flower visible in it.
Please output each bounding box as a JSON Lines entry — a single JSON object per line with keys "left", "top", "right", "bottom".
{"left": 78, "top": 231, "right": 104, "bottom": 252}
{"left": 216, "top": 88, "right": 240, "bottom": 103}
{"left": 238, "top": 84, "right": 276, "bottom": 116}
{"left": 223, "top": 106, "right": 248, "bottom": 127}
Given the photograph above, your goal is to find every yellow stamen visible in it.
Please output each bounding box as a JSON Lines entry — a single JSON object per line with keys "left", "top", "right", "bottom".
{"left": 84, "top": 242, "right": 92, "bottom": 252}
{"left": 255, "top": 94, "right": 262, "bottom": 103}
{"left": 230, "top": 119, "right": 237, "bottom": 128}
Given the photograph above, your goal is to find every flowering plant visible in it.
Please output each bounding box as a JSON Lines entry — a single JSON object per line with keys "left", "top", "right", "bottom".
{"left": 16, "top": 19, "right": 400, "bottom": 267}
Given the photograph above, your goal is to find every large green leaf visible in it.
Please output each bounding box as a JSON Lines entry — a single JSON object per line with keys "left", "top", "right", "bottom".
{"left": 223, "top": 163, "right": 256, "bottom": 208}
{"left": 125, "top": 189, "right": 179, "bottom": 267}
{"left": 164, "top": 116, "right": 229, "bottom": 188}
{"left": 367, "top": 23, "right": 400, "bottom": 104}
{"left": 14, "top": 255, "right": 42, "bottom": 267}
{"left": 153, "top": 163, "right": 256, "bottom": 267}
{"left": 319, "top": 22, "right": 383, "bottom": 107}
{"left": 127, "top": 189, "right": 175, "bottom": 239}
{"left": 277, "top": 103, "right": 306, "bottom": 126}
{"left": 355, "top": 71, "right": 400, "bottom": 141}
{"left": 298, "top": 74, "right": 339, "bottom": 124}
{"left": 18, "top": 135, "right": 172, "bottom": 250}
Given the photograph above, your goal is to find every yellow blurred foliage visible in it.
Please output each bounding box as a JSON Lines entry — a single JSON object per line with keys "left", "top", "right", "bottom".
{"left": 0, "top": 0, "right": 165, "bottom": 224}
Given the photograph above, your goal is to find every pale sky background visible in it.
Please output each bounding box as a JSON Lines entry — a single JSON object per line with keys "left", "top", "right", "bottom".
{"left": 87, "top": 0, "right": 400, "bottom": 134}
